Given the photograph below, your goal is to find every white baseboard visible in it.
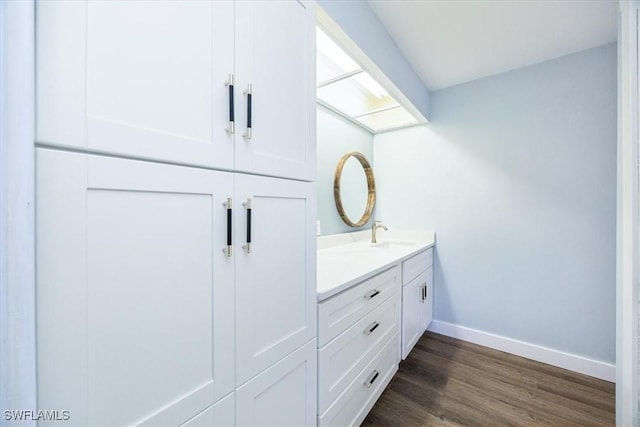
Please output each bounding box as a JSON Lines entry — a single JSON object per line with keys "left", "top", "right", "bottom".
{"left": 427, "top": 320, "right": 615, "bottom": 383}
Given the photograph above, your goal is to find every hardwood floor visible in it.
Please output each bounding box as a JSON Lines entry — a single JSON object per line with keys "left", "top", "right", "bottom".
{"left": 362, "top": 332, "right": 615, "bottom": 426}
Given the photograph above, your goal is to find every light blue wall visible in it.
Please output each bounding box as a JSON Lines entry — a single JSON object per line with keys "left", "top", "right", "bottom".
{"left": 317, "top": 106, "right": 374, "bottom": 236}
{"left": 374, "top": 44, "right": 617, "bottom": 363}
{"left": 317, "top": 0, "right": 430, "bottom": 120}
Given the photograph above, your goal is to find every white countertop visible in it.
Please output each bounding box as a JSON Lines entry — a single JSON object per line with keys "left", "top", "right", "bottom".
{"left": 317, "top": 229, "right": 435, "bottom": 301}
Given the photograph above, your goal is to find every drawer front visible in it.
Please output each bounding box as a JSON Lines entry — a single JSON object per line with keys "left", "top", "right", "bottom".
{"left": 318, "top": 334, "right": 399, "bottom": 427}
{"left": 318, "top": 293, "right": 400, "bottom": 413}
{"left": 402, "top": 248, "right": 433, "bottom": 285}
{"left": 318, "top": 266, "right": 400, "bottom": 347}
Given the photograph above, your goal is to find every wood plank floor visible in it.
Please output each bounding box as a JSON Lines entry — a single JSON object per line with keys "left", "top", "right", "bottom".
{"left": 362, "top": 332, "right": 615, "bottom": 426}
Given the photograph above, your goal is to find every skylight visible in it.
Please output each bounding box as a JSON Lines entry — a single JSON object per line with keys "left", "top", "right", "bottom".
{"left": 316, "top": 27, "right": 419, "bottom": 133}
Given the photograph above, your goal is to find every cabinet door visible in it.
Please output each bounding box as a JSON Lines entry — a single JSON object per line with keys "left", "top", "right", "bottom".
{"left": 36, "top": 0, "right": 235, "bottom": 169}
{"left": 421, "top": 266, "right": 434, "bottom": 332}
{"left": 236, "top": 340, "right": 317, "bottom": 427}
{"left": 401, "top": 271, "right": 428, "bottom": 360}
{"left": 183, "top": 393, "right": 234, "bottom": 427}
{"left": 235, "top": 0, "right": 316, "bottom": 181}
{"left": 234, "top": 174, "right": 316, "bottom": 385}
{"left": 36, "top": 149, "right": 235, "bottom": 426}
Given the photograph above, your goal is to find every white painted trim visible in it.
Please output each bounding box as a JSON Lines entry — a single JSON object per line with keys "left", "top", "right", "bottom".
{"left": 428, "top": 320, "right": 616, "bottom": 383}
{"left": 0, "top": 1, "right": 37, "bottom": 426}
{"left": 616, "top": 1, "right": 640, "bottom": 426}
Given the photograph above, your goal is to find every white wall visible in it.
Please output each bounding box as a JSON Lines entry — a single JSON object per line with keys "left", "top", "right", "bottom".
{"left": 317, "top": 106, "right": 374, "bottom": 236}
{"left": 374, "top": 44, "right": 617, "bottom": 364}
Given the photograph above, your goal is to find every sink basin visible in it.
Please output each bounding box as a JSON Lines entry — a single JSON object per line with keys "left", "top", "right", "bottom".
{"left": 317, "top": 229, "right": 435, "bottom": 300}
{"left": 369, "top": 240, "right": 416, "bottom": 249}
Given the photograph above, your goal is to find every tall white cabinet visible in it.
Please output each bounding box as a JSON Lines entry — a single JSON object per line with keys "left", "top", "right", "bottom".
{"left": 37, "top": 0, "right": 314, "bottom": 181}
{"left": 35, "top": 1, "right": 316, "bottom": 425}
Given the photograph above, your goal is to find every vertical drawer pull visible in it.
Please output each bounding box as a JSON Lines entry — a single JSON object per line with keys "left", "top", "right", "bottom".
{"left": 224, "top": 75, "right": 235, "bottom": 134}
{"left": 364, "top": 370, "right": 380, "bottom": 388}
{"left": 243, "top": 84, "right": 252, "bottom": 140}
{"left": 364, "top": 321, "right": 380, "bottom": 336}
{"left": 242, "top": 199, "right": 252, "bottom": 253}
{"left": 222, "top": 198, "right": 232, "bottom": 257}
{"left": 364, "top": 289, "right": 380, "bottom": 300}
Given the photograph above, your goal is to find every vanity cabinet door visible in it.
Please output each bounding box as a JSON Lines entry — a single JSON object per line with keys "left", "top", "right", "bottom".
{"left": 235, "top": 0, "right": 316, "bottom": 181}
{"left": 401, "top": 270, "right": 428, "bottom": 360}
{"left": 36, "top": 0, "right": 235, "bottom": 169}
{"left": 36, "top": 149, "right": 235, "bottom": 426}
{"left": 420, "top": 267, "right": 434, "bottom": 332}
{"left": 234, "top": 174, "right": 316, "bottom": 386}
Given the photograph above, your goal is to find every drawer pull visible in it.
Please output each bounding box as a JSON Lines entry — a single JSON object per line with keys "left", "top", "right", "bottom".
{"left": 364, "top": 321, "right": 380, "bottom": 336}
{"left": 222, "top": 198, "right": 232, "bottom": 257}
{"left": 224, "top": 75, "right": 235, "bottom": 134}
{"left": 364, "top": 289, "right": 380, "bottom": 300}
{"left": 243, "top": 84, "right": 252, "bottom": 140}
{"left": 364, "top": 370, "right": 380, "bottom": 388}
{"left": 242, "top": 199, "right": 252, "bottom": 253}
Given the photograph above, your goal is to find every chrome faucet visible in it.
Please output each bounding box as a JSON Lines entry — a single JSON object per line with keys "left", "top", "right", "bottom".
{"left": 371, "top": 220, "right": 388, "bottom": 244}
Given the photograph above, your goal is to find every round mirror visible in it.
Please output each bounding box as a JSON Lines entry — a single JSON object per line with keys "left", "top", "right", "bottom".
{"left": 333, "top": 152, "right": 376, "bottom": 227}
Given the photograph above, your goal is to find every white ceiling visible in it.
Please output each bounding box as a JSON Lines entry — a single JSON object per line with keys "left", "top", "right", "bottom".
{"left": 367, "top": 0, "right": 618, "bottom": 91}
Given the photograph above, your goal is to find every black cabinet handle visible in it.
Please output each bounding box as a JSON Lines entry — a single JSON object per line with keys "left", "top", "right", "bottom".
{"left": 243, "top": 84, "right": 252, "bottom": 140}
{"left": 223, "top": 198, "right": 232, "bottom": 257}
{"left": 242, "top": 199, "right": 252, "bottom": 253}
{"left": 364, "top": 289, "right": 380, "bottom": 300}
{"left": 364, "top": 321, "right": 380, "bottom": 336}
{"left": 364, "top": 370, "right": 380, "bottom": 388}
{"left": 225, "top": 75, "right": 235, "bottom": 134}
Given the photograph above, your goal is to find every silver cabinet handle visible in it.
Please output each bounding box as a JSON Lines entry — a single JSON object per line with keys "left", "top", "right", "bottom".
{"left": 364, "top": 321, "right": 380, "bottom": 336}
{"left": 243, "top": 84, "right": 252, "bottom": 140}
{"left": 222, "top": 198, "right": 232, "bottom": 257}
{"left": 364, "top": 370, "right": 380, "bottom": 388}
{"left": 364, "top": 289, "right": 380, "bottom": 300}
{"left": 225, "top": 75, "right": 235, "bottom": 134}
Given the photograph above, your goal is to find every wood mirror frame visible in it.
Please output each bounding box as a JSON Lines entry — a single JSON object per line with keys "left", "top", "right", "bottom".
{"left": 333, "top": 151, "right": 376, "bottom": 227}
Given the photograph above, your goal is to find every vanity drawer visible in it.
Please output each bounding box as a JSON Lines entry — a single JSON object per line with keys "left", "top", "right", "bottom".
{"left": 402, "top": 248, "right": 433, "bottom": 285}
{"left": 318, "top": 334, "right": 399, "bottom": 427}
{"left": 318, "top": 266, "right": 400, "bottom": 347}
{"left": 318, "top": 293, "right": 400, "bottom": 413}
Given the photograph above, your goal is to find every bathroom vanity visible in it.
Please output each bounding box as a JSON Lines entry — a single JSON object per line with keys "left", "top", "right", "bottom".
{"left": 316, "top": 230, "right": 435, "bottom": 426}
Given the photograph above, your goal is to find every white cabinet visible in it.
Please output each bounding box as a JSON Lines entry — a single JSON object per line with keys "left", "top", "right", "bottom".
{"left": 36, "top": 0, "right": 315, "bottom": 181}
{"left": 234, "top": 174, "right": 317, "bottom": 385}
{"left": 36, "top": 148, "right": 235, "bottom": 426}
{"left": 36, "top": 0, "right": 235, "bottom": 170}
{"left": 318, "top": 338, "right": 399, "bottom": 427}
{"left": 36, "top": 1, "right": 316, "bottom": 425}
{"left": 236, "top": 340, "right": 317, "bottom": 427}
{"left": 422, "top": 269, "right": 434, "bottom": 332}
{"left": 317, "top": 267, "right": 401, "bottom": 427}
{"left": 401, "top": 249, "right": 434, "bottom": 360}
{"left": 36, "top": 149, "right": 317, "bottom": 425}
{"left": 234, "top": 1, "right": 315, "bottom": 179}
{"left": 183, "top": 393, "right": 235, "bottom": 427}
